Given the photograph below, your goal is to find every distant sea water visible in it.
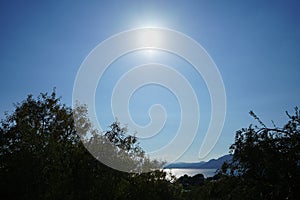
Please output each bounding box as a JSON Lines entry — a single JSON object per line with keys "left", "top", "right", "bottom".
{"left": 163, "top": 168, "right": 217, "bottom": 178}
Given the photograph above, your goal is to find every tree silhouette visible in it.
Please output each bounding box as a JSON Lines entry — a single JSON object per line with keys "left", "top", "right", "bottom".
{"left": 220, "top": 108, "right": 300, "bottom": 199}
{"left": 0, "top": 90, "right": 178, "bottom": 200}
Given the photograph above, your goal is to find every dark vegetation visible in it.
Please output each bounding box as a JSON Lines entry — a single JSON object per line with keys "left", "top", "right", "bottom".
{"left": 0, "top": 90, "right": 299, "bottom": 199}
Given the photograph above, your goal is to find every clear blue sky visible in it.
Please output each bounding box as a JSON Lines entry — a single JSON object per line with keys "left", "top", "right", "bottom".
{"left": 1, "top": 0, "right": 299, "bottom": 162}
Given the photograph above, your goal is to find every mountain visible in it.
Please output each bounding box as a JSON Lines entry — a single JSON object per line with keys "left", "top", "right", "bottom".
{"left": 198, "top": 154, "right": 232, "bottom": 169}
{"left": 164, "top": 154, "right": 232, "bottom": 169}
{"left": 164, "top": 161, "right": 205, "bottom": 169}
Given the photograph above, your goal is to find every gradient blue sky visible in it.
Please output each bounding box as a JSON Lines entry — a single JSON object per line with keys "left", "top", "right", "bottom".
{"left": 1, "top": 0, "right": 299, "bottom": 162}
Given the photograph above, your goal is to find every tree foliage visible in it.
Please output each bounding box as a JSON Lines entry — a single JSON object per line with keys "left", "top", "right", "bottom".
{"left": 0, "top": 90, "right": 178, "bottom": 200}
{"left": 1, "top": 89, "right": 299, "bottom": 200}
{"left": 218, "top": 108, "right": 300, "bottom": 199}
{"left": 72, "top": 103, "right": 164, "bottom": 173}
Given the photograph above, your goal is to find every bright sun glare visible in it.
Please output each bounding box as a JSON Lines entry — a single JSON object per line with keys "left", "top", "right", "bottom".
{"left": 144, "top": 49, "right": 156, "bottom": 58}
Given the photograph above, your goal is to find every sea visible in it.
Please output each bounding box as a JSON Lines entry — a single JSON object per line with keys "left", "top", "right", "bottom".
{"left": 163, "top": 168, "right": 217, "bottom": 179}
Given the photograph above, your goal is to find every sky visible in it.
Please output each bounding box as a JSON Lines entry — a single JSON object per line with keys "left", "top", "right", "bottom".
{"left": 0, "top": 0, "right": 300, "bottom": 162}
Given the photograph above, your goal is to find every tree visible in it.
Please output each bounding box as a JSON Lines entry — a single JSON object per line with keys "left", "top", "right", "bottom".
{"left": 0, "top": 90, "right": 102, "bottom": 199}
{"left": 72, "top": 103, "right": 165, "bottom": 173}
{"left": 221, "top": 108, "right": 300, "bottom": 199}
{"left": 0, "top": 90, "right": 177, "bottom": 200}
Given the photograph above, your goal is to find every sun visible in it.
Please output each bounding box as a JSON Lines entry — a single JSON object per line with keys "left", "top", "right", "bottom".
{"left": 136, "top": 28, "right": 165, "bottom": 49}
{"left": 143, "top": 49, "right": 156, "bottom": 58}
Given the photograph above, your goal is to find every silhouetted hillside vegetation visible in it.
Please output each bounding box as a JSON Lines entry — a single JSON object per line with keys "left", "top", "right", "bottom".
{"left": 0, "top": 90, "right": 299, "bottom": 199}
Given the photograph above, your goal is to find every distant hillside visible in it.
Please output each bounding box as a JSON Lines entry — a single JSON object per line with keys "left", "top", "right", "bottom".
{"left": 165, "top": 161, "right": 205, "bottom": 169}
{"left": 164, "top": 154, "right": 232, "bottom": 169}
